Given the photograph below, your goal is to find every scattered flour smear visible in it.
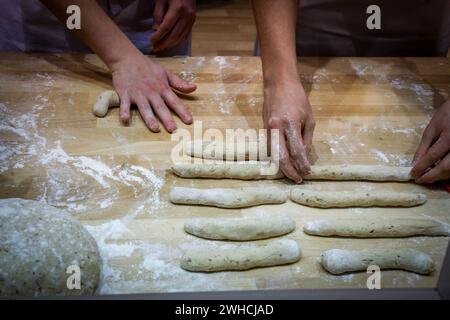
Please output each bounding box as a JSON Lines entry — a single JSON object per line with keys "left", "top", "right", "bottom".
{"left": 0, "top": 96, "right": 165, "bottom": 215}
{"left": 0, "top": 74, "right": 175, "bottom": 294}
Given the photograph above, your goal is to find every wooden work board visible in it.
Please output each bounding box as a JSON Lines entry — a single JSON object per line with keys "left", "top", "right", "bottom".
{"left": 0, "top": 53, "right": 449, "bottom": 294}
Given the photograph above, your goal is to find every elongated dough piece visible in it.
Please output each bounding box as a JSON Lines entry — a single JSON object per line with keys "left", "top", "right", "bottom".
{"left": 172, "top": 162, "right": 413, "bottom": 181}
{"left": 290, "top": 189, "right": 426, "bottom": 208}
{"left": 304, "top": 218, "right": 450, "bottom": 238}
{"left": 184, "top": 141, "right": 412, "bottom": 181}
{"left": 172, "top": 161, "right": 283, "bottom": 180}
{"left": 180, "top": 239, "right": 301, "bottom": 272}
{"left": 185, "top": 140, "right": 267, "bottom": 160}
{"left": 185, "top": 214, "right": 295, "bottom": 240}
{"left": 93, "top": 90, "right": 119, "bottom": 117}
{"left": 170, "top": 186, "right": 287, "bottom": 208}
{"left": 307, "top": 165, "right": 412, "bottom": 181}
{"left": 321, "top": 248, "right": 434, "bottom": 275}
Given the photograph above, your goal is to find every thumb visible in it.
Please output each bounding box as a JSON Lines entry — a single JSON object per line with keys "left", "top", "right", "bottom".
{"left": 412, "top": 125, "right": 435, "bottom": 168}
{"left": 153, "top": 0, "right": 167, "bottom": 30}
{"left": 302, "top": 117, "right": 315, "bottom": 156}
{"left": 167, "top": 71, "right": 197, "bottom": 93}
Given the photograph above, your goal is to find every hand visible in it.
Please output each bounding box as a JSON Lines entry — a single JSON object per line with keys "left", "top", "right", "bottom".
{"left": 111, "top": 52, "right": 196, "bottom": 132}
{"left": 151, "top": 0, "right": 196, "bottom": 53}
{"left": 263, "top": 81, "right": 315, "bottom": 183}
{"left": 411, "top": 100, "right": 450, "bottom": 183}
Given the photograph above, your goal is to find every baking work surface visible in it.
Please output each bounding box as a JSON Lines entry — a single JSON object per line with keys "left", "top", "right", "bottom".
{"left": 1, "top": 53, "right": 449, "bottom": 294}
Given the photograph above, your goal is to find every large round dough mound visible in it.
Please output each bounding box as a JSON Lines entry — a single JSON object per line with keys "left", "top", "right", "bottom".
{"left": 0, "top": 198, "right": 101, "bottom": 297}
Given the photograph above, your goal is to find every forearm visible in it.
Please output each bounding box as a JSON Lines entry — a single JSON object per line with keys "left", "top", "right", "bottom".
{"left": 252, "top": 0, "right": 299, "bottom": 87}
{"left": 40, "top": 0, "right": 141, "bottom": 70}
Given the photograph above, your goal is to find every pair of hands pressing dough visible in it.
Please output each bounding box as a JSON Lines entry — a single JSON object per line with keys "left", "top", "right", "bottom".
{"left": 262, "top": 81, "right": 450, "bottom": 185}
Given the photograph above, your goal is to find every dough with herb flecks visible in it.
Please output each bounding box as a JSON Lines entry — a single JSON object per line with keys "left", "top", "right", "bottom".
{"left": 0, "top": 198, "right": 101, "bottom": 297}
{"left": 321, "top": 248, "right": 434, "bottom": 275}
{"left": 181, "top": 239, "right": 301, "bottom": 272}
{"left": 185, "top": 214, "right": 295, "bottom": 240}
{"left": 290, "top": 189, "right": 426, "bottom": 208}
{"left": 170, "top": 186, "right": 287, "bottom": 208}
{"left": 304, "top": 218, "right": 449, "bottom": 237}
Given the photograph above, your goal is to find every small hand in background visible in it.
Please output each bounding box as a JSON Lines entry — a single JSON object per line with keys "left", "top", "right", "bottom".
{"left": 263, "top": 81, "right": 315, "bottom": 183}
{"left": 151, "top": 0, "right": 196, "bottom": 53}
{"left": 411, "top": 100, "right": 450, "bottom": 183}
{"left": 111, "top": 52, "right": 196, "bottom": 133}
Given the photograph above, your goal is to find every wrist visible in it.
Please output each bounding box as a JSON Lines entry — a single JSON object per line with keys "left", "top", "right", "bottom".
{"left": 107, "top": 47, "right": 144, "bottom": 73}
{"left": 263, "top": 67, "right": 299, "bottom": 87}
{"left": 263, "top": 76, "right": 306, "bottom": 97}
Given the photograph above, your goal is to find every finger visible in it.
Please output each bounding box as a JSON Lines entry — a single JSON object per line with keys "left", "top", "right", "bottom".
{"left": 302, "top": 117, "right": 316, "bottom": 156}
{"left": 176, "top": 20, "right": 194, "bottom": 45}
{"left": 153, "top": 0, "right": 167, "bottom": 30}
{"left": 171, "top": 18, "right": 194, "bottom": 50}
{"left": 118, "top": 93, "right": 130, "bottom": 125}
{"left": 275, "top": 133, "right": 303, "bottom": 183}
{"left": 156, "top": 2, "right": 195, "bottom": 47}
{"left": 148, "top": 94, "right": 177, "bottom": 133}
{"left": 167, "top": 71, "right": 197, "bottom": 93}
{"left": 411, "top": 135, "right": 448, "bottom": 177}
{"left": 412, "top": 123, "right": 437, "bottom": 166}
{"left": 153, "top": 17, "right": 187, "bottom": 52}
{"left": 162, "top": 89, "right": 193, "bottom": 124}
{"left": 416, "top": 153, "right": 450, "bottom": 184}
{"left": 285, "top": 122, "right": 311, "bottom": 175}
{"left": 154, "top": 15, "right": 194, "bottom": 52}
{"left": 134, "top": 95, "right": 160, "bottom": 132}
{"left": 151, "top": 8, "right": 178, "bottom": 46}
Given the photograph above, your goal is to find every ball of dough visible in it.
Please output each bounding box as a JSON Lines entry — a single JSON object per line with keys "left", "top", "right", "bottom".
{"left": 0, "top": 198, "right": 101, "bottom": 297}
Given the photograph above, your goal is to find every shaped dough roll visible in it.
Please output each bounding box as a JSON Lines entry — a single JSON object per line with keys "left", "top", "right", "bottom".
{"left": 185, "top": 214, "right": 295, "bottom": 240}
{"left": 290, "top": 189, "right": 427, "bottom": 208}
{"left": 185, "top": 140, "right": 267, "bottom": 161}
{"left": 304, "top": 218, "right": 450, "bottom": 238}
{"left": 172, "top": 161, "right": 283, "bottom": 180}
{"left": 182, "top": 141, "right": 413, "bottom": 182}
{"left": 172, "top": 162, "right": 413, "bottom": 182}
{"left": 180, "top": 239, "right": 301, "bottom": 272}
{"left": 93, "top": 90, "right": 119, "bottom": 117}
{"left": 170, "top": 186, "right": 287, "bottom": 208}
{"left": 307, "top": 165, "right": 413, "bottom": 181}
{"left": 321, "top": 248, "right": 435, "bottom": 275}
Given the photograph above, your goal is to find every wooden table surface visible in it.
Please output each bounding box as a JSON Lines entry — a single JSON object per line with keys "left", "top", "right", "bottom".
{"left": 1, "top": 53, "right": 449, "bottom": 295}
